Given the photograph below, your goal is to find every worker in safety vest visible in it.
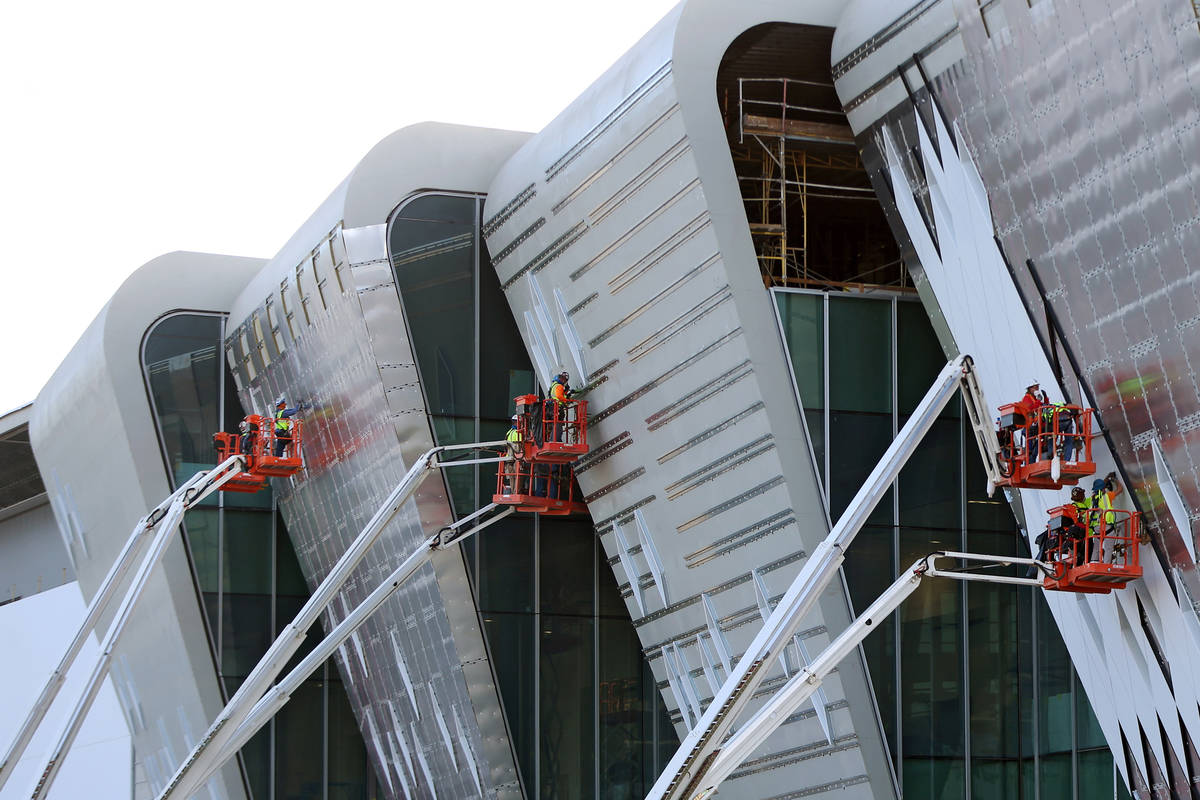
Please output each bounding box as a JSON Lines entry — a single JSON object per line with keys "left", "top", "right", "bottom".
{"left": 1040, "top": 400, "right": 1078, "bottom": 462}
{"left": 551, "top": 371, "right": 573, "bottom": 405}
{"left": 550, "top": 371, "right": 574, "bottom": 442}
{"left": 502, "top": 415, "right": 523, "bottom": 494}
{"left": 273, "top": 396, "right": 303, "bottom": 457}
{"left": 1067, "top": 486, "right": 1092, "bottom": 565}
{"left": 506, "top": 414, "right": 523, "bottom": 449}
{"left": 1087, "top": 473, "right": 1123, "bottom": 562}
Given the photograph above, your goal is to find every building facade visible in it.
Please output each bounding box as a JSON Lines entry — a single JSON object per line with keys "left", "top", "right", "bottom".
{"left": 4, "top": 1, "right": 1197, "bottom": 799}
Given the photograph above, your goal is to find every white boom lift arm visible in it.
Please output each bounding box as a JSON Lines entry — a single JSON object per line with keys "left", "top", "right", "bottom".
{"left": 163, "top": 501, "right": 516, "bottom": 797}
{"left": 682, "top": 552, "right": 1048, "bottom": 800}
{"left": 14, "top": 441, "right": 511, "bottom": 800}
{"left": 0, "top": 455, "right": 249, "bottom": 798}
{"left": 153, "top": 441, "right": 512, "bottom": 800}
{"left": 646, "top": 355, "right": 1010, "bottom": 800}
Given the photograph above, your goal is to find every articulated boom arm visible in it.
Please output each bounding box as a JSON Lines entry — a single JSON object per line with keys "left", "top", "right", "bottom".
{"left": 686, "top": 552, "right": 1045, "bottom": 799}
{"left": 10, "top": 441, "right": 512, "bottom": 800}
{"left": 960, "top": 357, "right": 1007, "bottom": 495}
{"left": 647, "top": 355, "right": 1003, "bottom": 800}
{"left": 155, "top": 440, "right": 511, "bottom": 800}
{"left": 3, "top": 455, "right": 250, "bottom": 799}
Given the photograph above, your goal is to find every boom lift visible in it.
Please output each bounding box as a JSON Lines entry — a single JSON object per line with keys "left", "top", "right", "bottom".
{"left": 210, "top": 414, "right": 306, "bottom": 493}
{"left": 494, "top": 395, "right": 590, "bottom": 515}
{"left": 644, "top": 356, "right": 1141, "bottom": 800}
{"left": 0, "top": 455, "right": 251, "bottom": 798}
{"left": 994, "top": 401, "right": 1097, "bottom": 490}
{"left": 9, "top": 437, "right": 525, "bottom": 800}
{"left": 1039, "top": 504, "right": 1142, "bottom": 593}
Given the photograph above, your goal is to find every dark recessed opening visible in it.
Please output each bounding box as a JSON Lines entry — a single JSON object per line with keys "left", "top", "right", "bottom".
{"left": 717, "top": 23, "right": 906, "bottom": 291}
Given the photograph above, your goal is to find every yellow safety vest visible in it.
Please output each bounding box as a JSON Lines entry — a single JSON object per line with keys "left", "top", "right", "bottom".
{"left": 275, "top": 409, "right": 291, "bottom": 432}
{"left": 506, "top": 427, "right": 521, "bottom": 443}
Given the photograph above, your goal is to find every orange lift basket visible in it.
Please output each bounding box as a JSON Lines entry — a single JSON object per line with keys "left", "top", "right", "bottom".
{"left": 247, "top": 414, "right": 305, "bottom": 477}
{"left": 994, "top": 403, "right": 1096, "bottom": 490}
{"left": 493, "top": 458, "right": 588, "bottom": 516}
{"left": 1040, "top": 504, "right": 1142, "bottom": 594}
{"left": 212, "top": 414, "right": 305, "bottom": 494}
{"left": 211, "top": 431, "right": 268, "bottom": 493}
{"left": 512, "top": 394, "right": 588, "bottom": 463}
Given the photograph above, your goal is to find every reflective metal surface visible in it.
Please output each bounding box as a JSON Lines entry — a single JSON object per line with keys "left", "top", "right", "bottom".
{"left": 484, "top": 2, "right": 899, "bottom": 798}
{"left": 833, "top": 1, "right": 1200, "bottom": 795}
{"left": 226, "top": 176, "right": 523, "bottom": 798}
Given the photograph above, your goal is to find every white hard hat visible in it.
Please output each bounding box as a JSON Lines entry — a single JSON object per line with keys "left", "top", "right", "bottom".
{"left": 275, "top": 394, "right": 286, "bottom": 406}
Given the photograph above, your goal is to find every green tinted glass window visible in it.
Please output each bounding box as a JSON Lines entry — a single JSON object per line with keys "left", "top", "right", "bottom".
{"left": 775, "top": 291, "right": 824, "bottom": 409}
{"left": 480, "top": 235, "right": 536, "bottom": 422}
{"left": 541, "top": 614, "right": 595, "bottom": 799}
{"left": 390, "top": 194, "right": 477, "bottom": 419}
{"left": 829, "top": 296, "right": 891, "bottom": 413}
{"left": 897, "top": 300, "right": 949, "bottom": 416}
{"left": 540, "top": 519, "right": 595, "bottom": 616}
{"left": 143, "top": 314, "right": 223, "bottom": 481}
{"left": 899, "top": 414, "right": 961, "bottom": 530}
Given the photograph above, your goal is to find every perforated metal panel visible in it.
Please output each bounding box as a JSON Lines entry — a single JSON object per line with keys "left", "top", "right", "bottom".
{"left": 832, "top": 0, "right": 1200, "bottom": 794}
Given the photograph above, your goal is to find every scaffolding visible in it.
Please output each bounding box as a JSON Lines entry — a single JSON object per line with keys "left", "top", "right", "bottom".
{"left": 732, "top": 77, "right": 904, "bottom": 290}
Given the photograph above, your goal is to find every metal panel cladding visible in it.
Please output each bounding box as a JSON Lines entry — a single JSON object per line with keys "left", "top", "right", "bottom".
{"left": 483, "top": 1, "right": 899, "bottom": 798}
{"left": 831, "top": 0, "right": 1200, "bottom": 795}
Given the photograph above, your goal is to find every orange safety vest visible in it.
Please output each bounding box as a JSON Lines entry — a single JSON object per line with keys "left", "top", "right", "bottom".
{"left": 551, "top": 382, "right": 570, "bottom": 404}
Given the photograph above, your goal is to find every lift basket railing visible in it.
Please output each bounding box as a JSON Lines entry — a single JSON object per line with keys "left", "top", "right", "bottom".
{"left": 493, "top": 455, "right": 587, "bottom": 515}
{"left": 513, "top": 394, "right": 588, "bottom": 462}
{"left": 995, "top": 403, "right": 1095, "bottom": 489}
{"left": 1041, "top": 505, "right": 1142, "bottom": 593}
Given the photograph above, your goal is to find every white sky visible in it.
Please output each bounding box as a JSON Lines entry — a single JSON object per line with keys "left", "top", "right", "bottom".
{"left": 0, "top": 0, "right": 682, "bottom": 415}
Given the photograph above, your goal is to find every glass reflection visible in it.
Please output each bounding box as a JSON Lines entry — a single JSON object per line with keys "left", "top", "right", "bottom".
{"left": 772, "top": 288, "right": 1119, "bottom": 798}
{"left": 141, "top": 313, "right": 372, "bottom": 799}
{"left": 391, "top": 193, "right": 678, "bottom": 798}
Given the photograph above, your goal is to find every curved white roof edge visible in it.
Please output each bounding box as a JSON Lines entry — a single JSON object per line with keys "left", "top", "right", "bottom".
{"left": 27, "top": 249, "right": 265, "bottom": 800}
{"left": 33, "top": 252, "right": 264, "bottom": 463}
{"left": 33, "top": 250, "right": 264, "bottom": 465}
{"left": 227, "top": 122, "right": 530, "bottom": 327}
{"left": 487, "top": 0, "right": 846, "bottom": 206}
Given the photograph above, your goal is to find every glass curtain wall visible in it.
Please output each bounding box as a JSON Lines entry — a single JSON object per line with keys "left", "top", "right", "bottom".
{"left": 773, "top": 290, "right": 1127, "bottom": 800}
{"left": 389, "top": 193, "right": 678, "bottom": 800}
{"left": 142, "top": 313, "right": 373, "bottom": 800}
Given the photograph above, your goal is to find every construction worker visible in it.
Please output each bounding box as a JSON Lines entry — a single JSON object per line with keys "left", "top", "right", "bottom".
{"left": 239, "top": 419, "right": 259, "bottom": 469}
{"left": 506, "top": 414, "right": 523, "bottom": 452}
{"left": 273, "top": 396, "right": 303, "bottom": 457}
{"left": 503, "top": 415, "right": 523, "bottom": 494}
{"left": 1017, "top": 382, "right": 1041, "bottom": 418}
{"left": 1068, "top": 486, "right": 1092, "bottom": 565}
{"left": 1017, "top": 382, "right": 1043, "bottom": 461}
{"left": 1039, "top": 399, "right": 1077, "bottom": 462}
{"left": 1087, "top": 473, "right": 1123, "bottom": 562}
{"left": 550, "top": 371, "right": 574, "bottom": 443}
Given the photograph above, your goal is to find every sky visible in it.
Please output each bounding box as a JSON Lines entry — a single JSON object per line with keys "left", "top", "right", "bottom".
{"left": 0, "top": 0, "right": 682, "bottom": 415}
